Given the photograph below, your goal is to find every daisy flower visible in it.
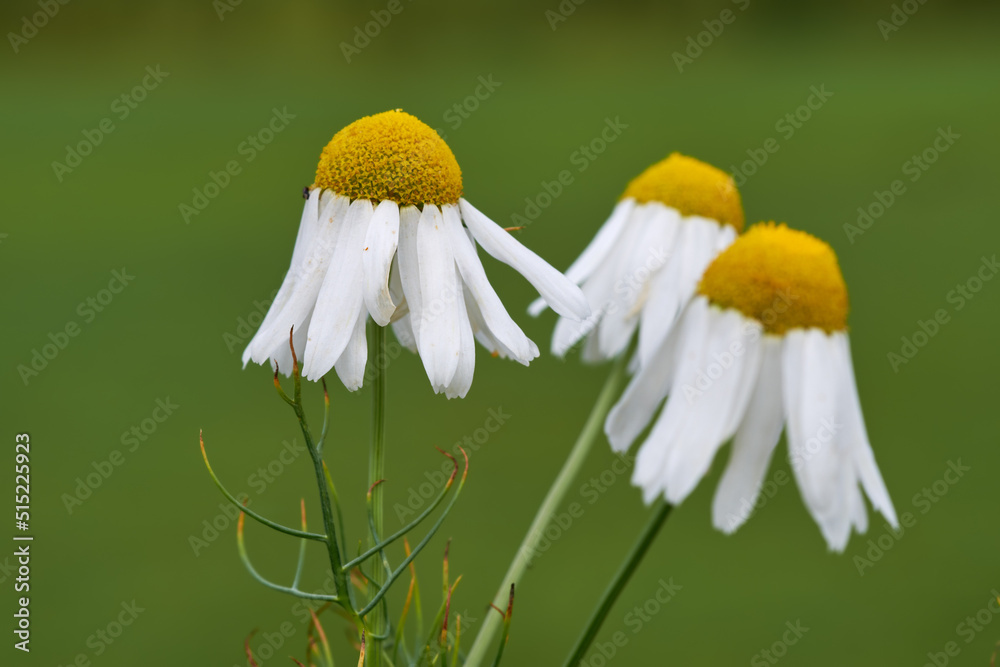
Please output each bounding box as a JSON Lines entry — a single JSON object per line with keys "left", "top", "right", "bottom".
{"left": 242, "top": 110, "right": 589, "bottom": 397}
{"left": 605, "top": 223, "right": 897, "bottom": 551}
{"left": 529, "top": 153, "right": 744, "bottom": 366}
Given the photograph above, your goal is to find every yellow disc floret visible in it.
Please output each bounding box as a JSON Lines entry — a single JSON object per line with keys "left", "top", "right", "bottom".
{"left": 622, "top": 153, "right": 744, "bottom": 231}
{"left": 315, "top": 110, "right": 462, "bottom": 207}
{"left": 698, "top": 222, "right": 848, "bottom": 334}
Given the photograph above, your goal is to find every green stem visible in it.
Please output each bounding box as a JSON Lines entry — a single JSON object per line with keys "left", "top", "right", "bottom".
{"left": 284, "top": 353, "right": 362, "bottom": 636}
{"left": 300, "top": 404, "right": 357, "bottom": 621}
{"left": 368, "top": 323, "right": 388, "bottom": 666}
{"left": 562, "top": 499, "right": 672, "bottom": 666}
{"left": 464, "top": 353, "right": 630, "bottom": 665}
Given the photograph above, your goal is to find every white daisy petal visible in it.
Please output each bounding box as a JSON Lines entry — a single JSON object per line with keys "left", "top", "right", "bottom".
{"left": 835, "top": 332, "right": 898, "bottom": 527}
{"left": 243, "top": 189, "right": 323, "bottom": 368}
{"left": 630, "top": 297, "right": 712, "bottom": 496}
{"left": 527, "top": 198, "right": 636, "bottom": 316}
{"left": 463, "top": 288, "right": 537, "bottom": 364}
{"left": 391, "top": 312, "right": 417, "bottom": 352}
{"left": 444, "top": 274, "right": 476, "bottom": 399}
{"left": 549, "top": 218, "right": 645, "bottom": 357}
{"left": 333, "top": 309, "right": 369, "bottom": 391}
{"left": 396, "top": 205, "right": 424, "bottom": 348}
{"left": 459, "top": 198, "right": 590, "bottom": 320}
{"left": 605, "top": 320, "right": 682, "bottom": 453}
{"left": 269, "top": 307, "right": 313, "bottom": 377}
{"left": 783, "top": 329, "right": 853, "bottom": 551}
{"left": 596, "top": 203, "right": 680, "bottom": 358}
{"left": 415, "top": 205, "right": 461, "bottom": 391}
{"left": 658, "top": 306, "right": 763, "bottom": 505}
{"left": 247, "top": 192, "right": 349, "bottom": 365}
{"left": 302, "top": 199, "right": 374, "bottom": 380}
{"left": 636, "top": 218, "right": 734, "bottom": 367}
{"left": 712, "top": 335, "right": 785, "bottom": 534}
{"left": 445, "top": 204, "right": 537, "bottom": 363}
{"left": 362, "top": 200, "right": 400, "bottom": 326}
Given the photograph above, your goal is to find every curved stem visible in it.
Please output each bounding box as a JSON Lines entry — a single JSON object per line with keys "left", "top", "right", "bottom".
{"left": 464, "top": 353, "right": 630, "bottom": 665}
{"left": 201, "top": 434, "right": 327, "bottom": 542}
{"left": 562, "top": 500, "right": 672, "bottom": 666}
{"left": 344, "top": 451, "right": 458, "bottom": 571}
{"left": 237, "top": 512, "right": 339, "bottom": 603}
{"left": 368, "top": 323, "right": 389, "bottom": 665}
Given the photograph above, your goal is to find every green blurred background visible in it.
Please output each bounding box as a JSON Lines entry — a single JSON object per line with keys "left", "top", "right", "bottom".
{"left": 2, "top": 0, "right": 999, "bottom": 664}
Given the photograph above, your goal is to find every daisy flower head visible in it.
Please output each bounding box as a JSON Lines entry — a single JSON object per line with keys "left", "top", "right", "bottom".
{"left": 530, "top": 152, "right": 744, "bottom": 365}
{"left": 605, "top": 222, "right": 897, "bottom": 551}
{"left": 242, "top": 110, "right": 589, "bottom": 398}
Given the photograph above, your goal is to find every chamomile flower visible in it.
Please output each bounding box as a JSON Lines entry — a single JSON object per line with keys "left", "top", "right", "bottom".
{"left": 605, "top": 223, "right": 897, "bottom": 551}
{"left": 529, "top": 153, "right": 743, "bottom": 365}
{"left": 242, "top": 110, "right": 589, "bottom": 398}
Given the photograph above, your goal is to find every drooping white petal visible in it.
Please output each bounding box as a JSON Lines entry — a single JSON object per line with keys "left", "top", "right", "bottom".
{"left": 605, "top": 320, "right": 682, "bottom": 453}
{"left": 334, "top": 309, "right": 369, "bottom": 391}
{"left": 596, "top": 203, "right": 681, "bottom": 359}
{"left": 243, "top": 189, "right": 323, "bottom": 368}
{"left": 712, "top": 335, "right": 785, "bottom": 534}
{"left": 630, "top": 297, "right": 712, "bottom": 498}
{"left": 396, "top": 206, "right": 424, "bottom": 348}
{"left": 656, "top": 305, "right": 763, "bottom": 505}
{"left": 783, "top": 329, "right": 854, "bottom": 551}
{"left": 415, "top": 205, "right": 461, "bottom": 391}
{"left": 527, "top": 198, "right": 636, "bottom": 316}
{"left": 444, "top": 205, "right": 537, "bottom": 363}
{"left": 269, "top": 308, "right": 313, "bottom": 377}
{"left": 835, "top": 332, "right": 898, "bottom": 527}
{"left": 444, "top": 273, "right": 476, "bottom": 399}
{"left": 362, "top": 200, "right": 400, "bottom": 326}
{"left": 302, "top": 199, "right": 373, "bottom": 380}
{"left": 246, "top": 192, "right": 349, "bottom": 365}
{"left": 391, "top": 313, "right": 417, "bottom": 353}
{"left": 549, "top": 216, "right": 645, "bottom": 358}
{"left": 636, "top": 217, "right": 735, "bottom": 368}
{"left": 463, "top": 288, "right": 537, "bottom": 364}
{"left": 460, "top": 198, "right": 590, "bottom": 320}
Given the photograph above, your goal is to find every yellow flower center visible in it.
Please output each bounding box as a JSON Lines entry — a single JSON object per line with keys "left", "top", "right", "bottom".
{"left": 314, "top": 110, "right": 463, "bottom": 207}
{"left": 621, "top": 153, "right": 744, "bottom": 231}
{"left": 697, "top": 222, "right": 848, "bottom": 334}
